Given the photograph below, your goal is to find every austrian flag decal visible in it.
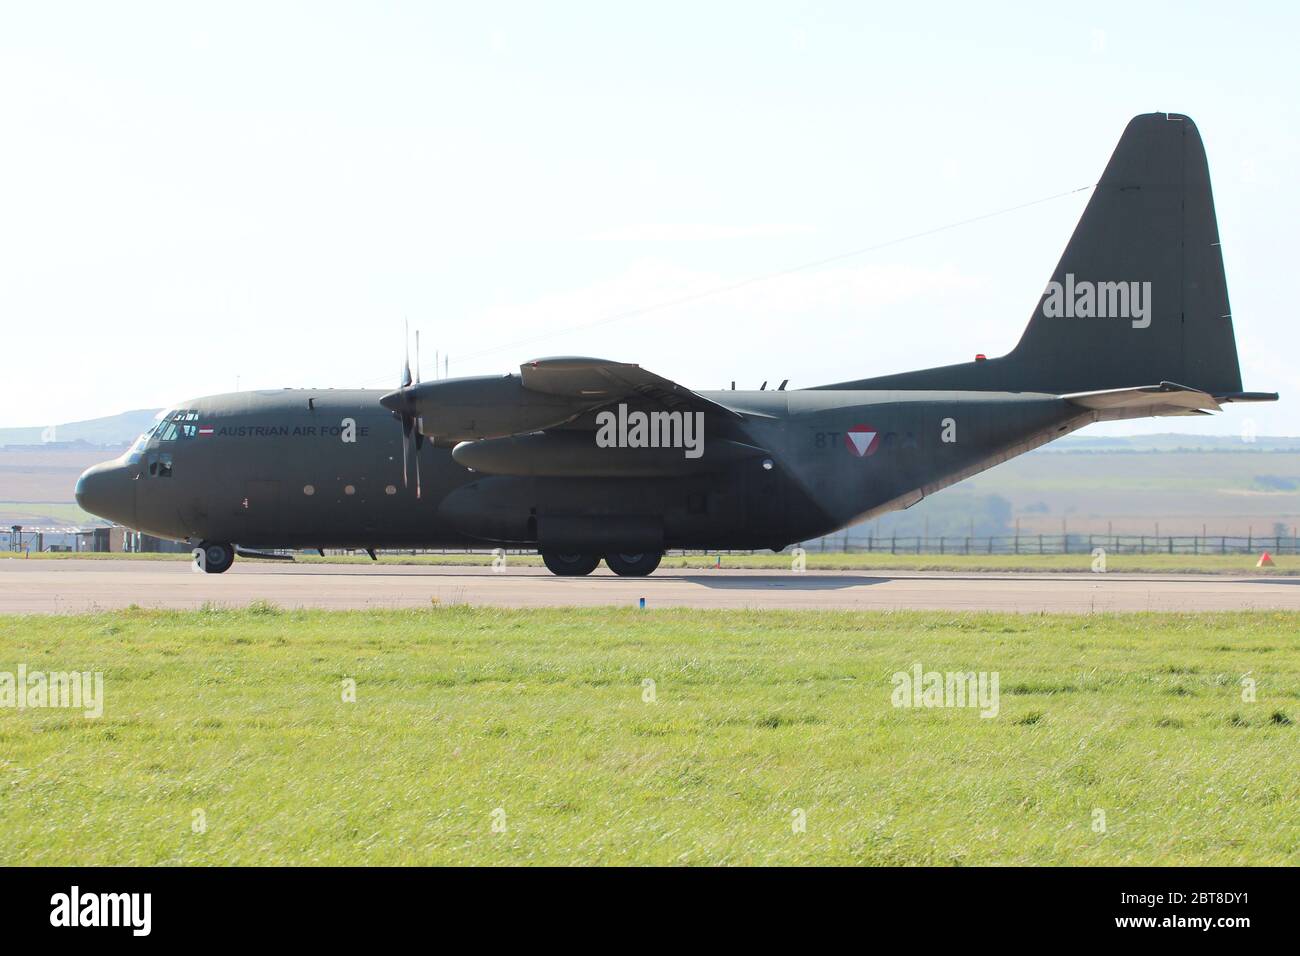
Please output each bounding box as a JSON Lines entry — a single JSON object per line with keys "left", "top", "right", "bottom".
{"left": 197, "top": 425, "right": 215, "bottom": 437}
{"left": 845, "top": 424, "right": 880, "bottom": 457}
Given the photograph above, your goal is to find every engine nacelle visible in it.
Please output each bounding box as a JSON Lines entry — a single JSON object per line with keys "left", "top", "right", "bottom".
{"left": 380, "top": 375, "right": 590, "bottom": 441}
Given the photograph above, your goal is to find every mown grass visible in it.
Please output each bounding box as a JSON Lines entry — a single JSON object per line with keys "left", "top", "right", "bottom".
{"left": 14, "top": 550, "right": 1299, "bottom": 574}
{"left": 0, "top": 501, "right": 96, "bottom": 524}
{"left": 1, "top": 607, "right": 1297, "bottom": 865}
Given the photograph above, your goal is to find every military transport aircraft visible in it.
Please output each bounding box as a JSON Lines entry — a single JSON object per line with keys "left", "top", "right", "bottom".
{"left": 76, "top": 113, "right": 1276, "bottom": 576}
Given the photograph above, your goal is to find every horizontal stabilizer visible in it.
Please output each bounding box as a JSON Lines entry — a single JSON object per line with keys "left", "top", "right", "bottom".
{"left": 1214, "top": 391, "right": 1280, "bottom": 403}
{"left": 1060, "top": 381, "right": 1221, "bottom": 417}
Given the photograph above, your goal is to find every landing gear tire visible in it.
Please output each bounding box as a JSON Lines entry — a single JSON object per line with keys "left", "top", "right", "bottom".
{"left": 196, "top": 540, "right": 235, "bottom": 574}
{"left": 603, "top": 551, "right": 662, "bottom": 577}
{"left": 541, "top": 551, "right": 600, "bottom": 576}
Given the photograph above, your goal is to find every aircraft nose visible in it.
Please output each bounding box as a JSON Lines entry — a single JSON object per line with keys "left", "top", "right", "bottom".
{"left": 75, "top": 461, "right": 135, "bottom": 525}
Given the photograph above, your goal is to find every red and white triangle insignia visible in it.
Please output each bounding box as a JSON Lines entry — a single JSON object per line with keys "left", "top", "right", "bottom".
{"left": 845, "top": 425, "right": 880, "bottom": 457}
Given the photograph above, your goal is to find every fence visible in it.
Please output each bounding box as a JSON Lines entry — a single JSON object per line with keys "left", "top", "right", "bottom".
{"left": 1, "top": 528, "right": 185, "bottom": 553}
{"left": 807, "top": 533, "right": 1299, "bottom": 556}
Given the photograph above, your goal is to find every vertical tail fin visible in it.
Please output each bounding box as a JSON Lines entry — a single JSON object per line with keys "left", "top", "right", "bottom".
{"left": 1008, "top": 111, "right": 1240, "bottom": 394}
{"left": 820, "top": 112, "right": 1245, "bottom": 396}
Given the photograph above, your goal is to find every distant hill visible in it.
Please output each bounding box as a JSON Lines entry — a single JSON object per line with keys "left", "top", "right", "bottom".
{"left": 863, "top": 437, "right": 1300, "bottom": 538}
{"left": 1047, "top": 433, "right": 1300, "bottom": 452}
{"left": 0, "top": 409, "right": 161, "bottom": 448}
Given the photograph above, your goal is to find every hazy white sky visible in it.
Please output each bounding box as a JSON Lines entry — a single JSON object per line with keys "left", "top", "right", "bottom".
{"left": 2, "top": 1, "right": 1296, "bottom": 435}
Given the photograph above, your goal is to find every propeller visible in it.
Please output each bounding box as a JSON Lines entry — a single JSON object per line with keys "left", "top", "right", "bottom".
{"left": 388, "top": 322, "right": 423, "bottom": 499}
{"left": 413, "top": 330, "right": 424, "bottom": 497}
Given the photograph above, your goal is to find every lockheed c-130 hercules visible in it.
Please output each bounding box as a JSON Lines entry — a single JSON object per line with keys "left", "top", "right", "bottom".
{"left": 76, "top": 113, "right": 1277, "bottom": 576}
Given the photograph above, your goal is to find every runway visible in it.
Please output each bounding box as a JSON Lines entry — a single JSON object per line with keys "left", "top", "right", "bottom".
{"left": 2, "top": 558, "right": 1298, "bottom": 613}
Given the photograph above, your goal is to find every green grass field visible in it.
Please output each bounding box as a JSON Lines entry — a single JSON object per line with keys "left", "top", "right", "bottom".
{"left": 0, "top": 501, "right": 97, "bottom": 524}
{"left": 2, "top": 607, "right": 1297, "bottom": 865}
{"left": 15, "top": 549, "right": 1300, "bottom": 574}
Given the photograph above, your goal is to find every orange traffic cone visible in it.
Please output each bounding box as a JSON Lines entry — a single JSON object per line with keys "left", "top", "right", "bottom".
{"left": 1257, "top": 551, "right": 1275, "bottom": 568}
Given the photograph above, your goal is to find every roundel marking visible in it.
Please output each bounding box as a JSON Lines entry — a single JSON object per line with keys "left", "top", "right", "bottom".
{"left": 845, "top": 424, "right": 881, "bottom": 458}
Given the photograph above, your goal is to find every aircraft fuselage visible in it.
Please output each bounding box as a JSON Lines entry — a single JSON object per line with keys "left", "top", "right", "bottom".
{"left": 75, "top": 386, "right": 1083, "bottom": 554}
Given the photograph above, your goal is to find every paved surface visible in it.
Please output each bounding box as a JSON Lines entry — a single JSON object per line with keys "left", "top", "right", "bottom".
{"left": 2, "top": 558, "right": 1298, "bottom": 613}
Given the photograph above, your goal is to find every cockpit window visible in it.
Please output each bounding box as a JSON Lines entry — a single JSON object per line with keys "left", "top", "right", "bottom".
{"left": 129, "top": 408, "right": 201, "bottom": 461}
{"left": 146, "top": 409, "right": 201, "bottom": 442}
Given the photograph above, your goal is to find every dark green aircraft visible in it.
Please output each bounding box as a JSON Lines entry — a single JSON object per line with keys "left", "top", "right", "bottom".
{"left": 76, "top": 112, "right": 1276, "bottom": 576}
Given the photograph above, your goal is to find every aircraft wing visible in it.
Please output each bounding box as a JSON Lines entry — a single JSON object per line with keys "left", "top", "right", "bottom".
{"left": 382, "top": 355, "right": 741, "bottom": 444}
{"left": 520, "top": 357, "right": 743, "bottom": 419}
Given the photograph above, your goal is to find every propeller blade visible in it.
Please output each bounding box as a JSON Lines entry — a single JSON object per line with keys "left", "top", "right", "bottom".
{"left": 395, "top": 321, "right": 414, "bottom": 488}
{"left": 415, "top": 330, "right": 421, "bottom": 386}
{"left": 402, "top": 320, "right": 413, "bottom": 389}
{"left": 413, "top": 431, "right": 422, "bottom": 499}
{"left": 400, "top": 413, "right": 411, "bottom": 488}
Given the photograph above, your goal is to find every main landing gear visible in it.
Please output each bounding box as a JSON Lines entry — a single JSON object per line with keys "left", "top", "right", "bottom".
{"left": 539, "top": 551, "right": 663, "bottom": 577}
{"left": 540, "top": 552, "right": 601, "bottom": 576}
{"left": 196, "top": 540, "right": 235, "bottom": 574}
{"left": 602, "top": 551, "right": 662, "bottom": 577}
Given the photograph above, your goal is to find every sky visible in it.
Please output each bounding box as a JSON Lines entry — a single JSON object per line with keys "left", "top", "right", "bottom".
{"left": 1, "top": 1, "right": 1297, "bottom": 436}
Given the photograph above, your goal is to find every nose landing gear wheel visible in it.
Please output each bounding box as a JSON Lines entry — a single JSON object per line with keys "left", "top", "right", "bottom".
{"left": 603, "top": 551, "right": 662, "bottom": 577}
{"left": 541, "top": 551, "right": 600, "bottom": 576}
{"left": 196, "top": 540, "right": 235, "bottom": 574}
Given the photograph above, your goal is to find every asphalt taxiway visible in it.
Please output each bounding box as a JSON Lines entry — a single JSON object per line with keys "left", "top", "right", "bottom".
{"left": 2, "top": 559, "right": 1298, "bottom": 613}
